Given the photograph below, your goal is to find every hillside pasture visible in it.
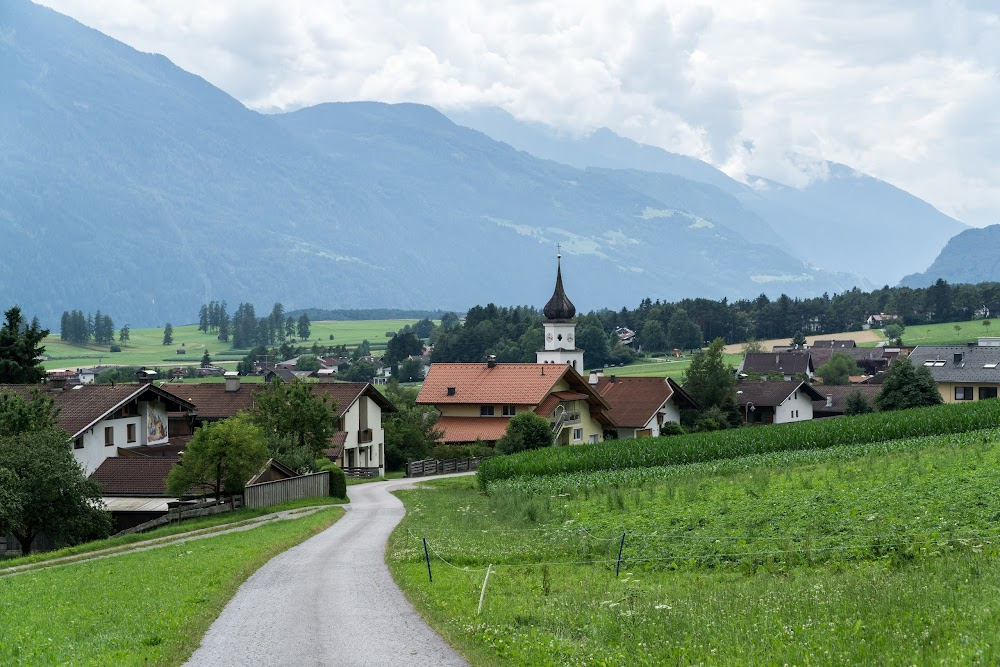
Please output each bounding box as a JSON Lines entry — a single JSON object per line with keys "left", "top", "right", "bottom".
{"left": 890, "top": 318, "right": 998, "bottom": 347}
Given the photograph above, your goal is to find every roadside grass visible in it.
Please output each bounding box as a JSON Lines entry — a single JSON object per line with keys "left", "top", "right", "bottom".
{"left": 388, "top": 433, "right": 1000, "bottom": 665}
{"left": 0, "top": 497, "right": 344, "bottom": 571}
{"left": 41, "top": 319, "right": 423, "bottom": 370}
{"left": 0, "top": 507, "right": 342, "bottom": 666}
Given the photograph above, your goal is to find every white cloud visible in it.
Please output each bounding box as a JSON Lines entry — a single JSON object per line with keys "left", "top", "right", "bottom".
{"left": 36, "top": 0, "right": 1000, "bottom": 226}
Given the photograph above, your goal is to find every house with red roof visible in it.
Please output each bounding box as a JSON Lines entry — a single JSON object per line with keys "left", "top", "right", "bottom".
{"left": 590, "top": 373, "right": 699, "bottom": 439}
{"left": 416, "top": 360, "right": 612, "bottom": 445}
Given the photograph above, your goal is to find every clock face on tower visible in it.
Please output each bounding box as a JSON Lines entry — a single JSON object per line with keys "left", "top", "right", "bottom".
{"left": 546, "top": 333, "right": 553, "bottom": 342}
{"left": 567, "top": 334, "right": 574, "bottom": 343}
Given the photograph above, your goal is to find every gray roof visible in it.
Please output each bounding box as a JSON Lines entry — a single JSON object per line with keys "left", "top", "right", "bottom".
{"left": 735, "top": 380, "right": 825, "bottom": 407}
{"left": 908, "top": 345, "right": 1000, "bottom": 383}
{"left": 740, "top": 352, "right": 814, "bottom": 376}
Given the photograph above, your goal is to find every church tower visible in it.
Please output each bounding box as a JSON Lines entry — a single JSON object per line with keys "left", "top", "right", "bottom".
{"left": 537, "top": 252, "right": 585, "bottom": 371}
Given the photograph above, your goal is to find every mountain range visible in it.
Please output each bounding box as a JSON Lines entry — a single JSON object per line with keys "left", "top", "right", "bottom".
{"left": 0, "top": 0, "right": 969, "bottom": 328}
{"left": 900, "top": 225, "right": 1000, "bottom": 288}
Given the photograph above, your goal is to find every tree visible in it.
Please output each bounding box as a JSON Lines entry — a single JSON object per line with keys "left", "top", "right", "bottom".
{"left": 575, "top": 323, "right": 611, "bottom": 369}
{"left": 398, "top": 357, "right": 424, "bottom": 383}
{"left": 413, "top": 318, "right": 435, "bottom": 339}
{"left": 640, "top": 320, "right": 667, "bottom": 352}
{"left": 295, "top": 354, "right": 322, "bottom": 372}
{"left": 667, "top": 308, "right": 702, "bottom": 352}
{"left": 118, "top": 324, "right": 130, "bottom": 345}
{"left": 0, "top": 307, "right": 48, "bottom": 384}
{"left": 496, "top": 412, "right": 554, "bottom": 455}
{"left": 984, "top": 319, "right": 992, "bottom": 335}
{"left": 384, "top": 331, "right": 423, "bottom": 365}
{"left": 200, "top": 350, "right": 212, "bottom": 368}
{"left": 297, "top": 313, "right": 311, "bottom": 341}
{"left": 382, "top": 381, "right": 441, "bottom": 470}
{"left": 884, "top": 322, "right": 904, "bottom": 344}
{"left": 875, "top": 359, "right": 944, "bottom": 411}
{"left": 340, "top": 361, "right": 377, "bottom": 382}
{"left": 0, "top": 388, "right": 59, "bottom": 433}
{"left": 844, "top": 390, "right": 874, "bottom": 415}
{"left": 163, "top": 323, "right": 174, "bottom": 346}
{"left": 683, "top": 338, "right": 736, "bottom": 409}
{"left": 742, "top": 338, "right": 765, "bottom": 355}
{"left": 790, "top": 330, "right": 807, "bottom": 349}
{"left": 816, "top": 352, "right": 861, "bottom": 385}
{"left": 249, "top": 381, "right": 334, "bottom": 455}
{"left": 166, "top": 415, "right": 269, "bottom": 502}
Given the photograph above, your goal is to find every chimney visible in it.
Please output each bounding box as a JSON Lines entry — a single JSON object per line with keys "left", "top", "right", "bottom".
{"left": 826, "top": 394, "right": 833, "bottom": 408}
{"left": 487, "top": 354, "right": 497, "bottom": 368}
{"left": 447, "top": 386, "right": 456, "bottom": 396}
{"left": 49, "top": 376, "right": 67, "bottom": 391}
{"left": 588, "top": 371, "right": 599, "bottom": 385}
{"left": 224, "top": 371, "right": 240, "bottom": 392}
{"left": 610, "top": 375, "right": 617, "bottom": 383}
{"left": 954, "top": 352, "right": 964, "bottom": 364}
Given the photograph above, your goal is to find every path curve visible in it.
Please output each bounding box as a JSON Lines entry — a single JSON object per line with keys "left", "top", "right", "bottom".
{"left": 185, "top": 478, "right": 470, "bottom": 667}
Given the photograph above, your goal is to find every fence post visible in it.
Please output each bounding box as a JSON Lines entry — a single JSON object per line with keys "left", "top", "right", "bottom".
{"left": 423, "top": 537, "right": 433, "bottom": 582}
{"left": 477, "top": 564, "right": 493, "bottom": 615}
{"left": 616, "top": 532, "right": 626, "bottom": 577}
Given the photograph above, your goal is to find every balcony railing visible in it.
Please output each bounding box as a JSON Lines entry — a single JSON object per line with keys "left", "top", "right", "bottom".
{"left": 358, "top": 428, "right": 373, "bottom": 444}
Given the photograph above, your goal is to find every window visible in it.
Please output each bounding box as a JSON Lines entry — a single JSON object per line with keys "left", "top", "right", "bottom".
{"left": 127, "top": 423, "right": 136, "bottom": 443}
{"left": 480, "top": 406, "right": 495, "bottom": 416}
{"left": 74, "top": 437, "right": 84, "bottom": 450}
{"left": 955, "top": 386, "right": 974, "bottom": 401}
{"left": 589, "top": 434, "right": 599, "bottom": 444}
{"left": 502, "top": 405, "right": 517, "bottom": 417}
{"left": 572, "top": 428, "right": 583, "bottom": 442}
{"left": 980, "top": 387, "right": 998, "bottom": 400}
{"left": 104, "top": 426, "right": 114, "bottom": 446}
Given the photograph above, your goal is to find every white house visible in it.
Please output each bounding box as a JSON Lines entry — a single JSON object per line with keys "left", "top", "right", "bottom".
{"left": 591, "top": 373, "right": 699, "bottom": 438}
{"left": 735, "top": 380, "right": 825, "bottom": 425}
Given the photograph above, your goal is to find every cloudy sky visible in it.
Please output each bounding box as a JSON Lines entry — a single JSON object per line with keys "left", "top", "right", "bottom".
{"left": 38, "top": 0, "right": 1000, "bottom": 227}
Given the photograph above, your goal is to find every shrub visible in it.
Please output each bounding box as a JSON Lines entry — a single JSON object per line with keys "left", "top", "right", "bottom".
{"left": 109, "top": 345, "right": 121, "bottom": 353}
{"left": 496, "top": 413, "right": 554, "bottom": 455}
{"left": 429, "top": 443, "right": 494, "bottom": 460}
{"left": 313, "top": 459, "right": 348, "bottom": 499}
{"left": 659, "top": 423, "right": 686, "bottom": 436}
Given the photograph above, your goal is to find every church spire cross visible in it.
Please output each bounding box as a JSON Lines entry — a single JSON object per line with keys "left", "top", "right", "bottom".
{"left": 542, "top": 251, "right": 576, "bottom": 321}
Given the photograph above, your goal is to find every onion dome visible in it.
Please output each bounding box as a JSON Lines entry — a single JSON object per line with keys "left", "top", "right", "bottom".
{"left": 543, "top": 256, "right": 576, "bottom": 321}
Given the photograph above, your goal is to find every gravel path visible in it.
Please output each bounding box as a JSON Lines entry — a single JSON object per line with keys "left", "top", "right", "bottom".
{"left": 185, "top": 477, "right": 470, "bottom": 667}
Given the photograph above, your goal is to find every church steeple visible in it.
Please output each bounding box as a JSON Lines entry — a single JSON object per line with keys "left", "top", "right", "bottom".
{"left": 543, "top": 253, "right": 576, "bottom": 322}
{"left": 537, "top": 250, "right": 584, "bottom": 371}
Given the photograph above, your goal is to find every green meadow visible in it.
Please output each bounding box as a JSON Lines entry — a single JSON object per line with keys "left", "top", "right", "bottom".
{"left": 890, "top": 318, "right": 998, "bottom": 347}
{"left": 0, "top": 507, "right": 342, "bottom": 666}
{"left": 40, "top": 319, "right": 422, "bottom": 370}
{"left": 600, "top": 353, "right": 743, "bottom": 380}
{"left": 389, "top": 412, "right": 1000, "bottom": 665}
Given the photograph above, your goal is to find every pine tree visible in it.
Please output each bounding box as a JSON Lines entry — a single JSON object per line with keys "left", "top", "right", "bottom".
{"left": 163, "top": 323, "right": 174, "bottom": 346}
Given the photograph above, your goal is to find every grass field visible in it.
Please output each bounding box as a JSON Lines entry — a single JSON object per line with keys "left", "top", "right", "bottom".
{"left": 0, "top": 497, "right": 344, "bottom": 571}
{"left": 892, "top": 318, "right": 998, "bottom": 347}
{"left": 388, "top": 426, "right": 1000, "bottom": 665}
{"left": 605, "top": 353, "right": 743, "bottom": 379}
{"left": 40, "top": 319, "right": 422, "bottom": 370}
{"left": 0, "top": 507, "right": 342, "bottom": 666}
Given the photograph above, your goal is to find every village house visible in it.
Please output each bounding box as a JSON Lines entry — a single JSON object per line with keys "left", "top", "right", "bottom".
{"left": 0, "top": 379, "right": 196, "bottom": 475}
{"left": 590, "top": 372, "right": 699, "bottom": 439}
{"left": 160, "top": 375, "right": 395, "bottom": 474}
{"left": 812, "top": 385, "right": 882, "bottom": 418}
{"left": 907, "top": 341, "right": 1000, "bottom": 403}
{"left": 735, "top": 380, "right": 825, "bottom": 425}
{"left": 738, "top": 352, "right": 815, "bottom": 381}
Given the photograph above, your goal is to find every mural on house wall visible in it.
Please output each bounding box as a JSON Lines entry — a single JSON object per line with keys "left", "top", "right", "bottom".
{"left": 147, "top": 406, "right": 168, "bottom": 444}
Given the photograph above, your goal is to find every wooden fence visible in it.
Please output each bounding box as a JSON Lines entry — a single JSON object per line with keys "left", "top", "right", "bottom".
{"left": 114, "top": 497, "right": 243, "bottom": 537}
{"left": 244, "top": 471, "right": 330, "bottom": 509}
{"left": 342, "top": 466, "right": 381, "bottom": 479}
{"left": 406, "top": 457, "right": 488, "bottom": 478}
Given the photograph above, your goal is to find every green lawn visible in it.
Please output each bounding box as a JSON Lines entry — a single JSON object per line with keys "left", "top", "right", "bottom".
{"left": 41, "top": 319, "right": 424, "bottom": 370}
{"left": 0, "top": 507, "right": 342, "bottom": 666}
{"left": 0, "top": 497, "right": 344, "bottom": 572}
{"left": 388, "top": 431, "right": 1000, "bottom": 665}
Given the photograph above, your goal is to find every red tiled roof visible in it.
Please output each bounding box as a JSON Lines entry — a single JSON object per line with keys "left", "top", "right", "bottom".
{"left": 325, "top": 431, "right": 348, "bottom": 459}
{"left": 534, "top": 394, "right": 561, "bottom": 417}
{"left": 90, "top": 457, "right": 178, "bottom": 495}
{"left": 417, "top": 363, "right": 567, "bottom": 405}
{"left": 595, "top": 376, "right": 676, "bottom": 428}
{"left": 435, "top": 416, "right": 511, "bottom": 443}
{"left": 812, "top": 385, "right": 882, "bottom": 415}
